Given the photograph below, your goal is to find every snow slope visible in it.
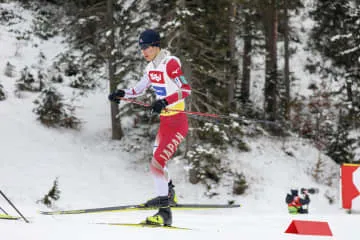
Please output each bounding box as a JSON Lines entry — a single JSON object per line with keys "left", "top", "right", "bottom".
{"left": 0, "top": 2, "right": 359, "bottom": 240}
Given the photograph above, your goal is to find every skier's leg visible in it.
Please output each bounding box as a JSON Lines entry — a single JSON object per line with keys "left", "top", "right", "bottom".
{"left": 144, "top": 118, "right": 173, "bottom": 207}
{"left": 145, "top": 114, "right": 188, "bottom": 225}
{"left": 149, "top": 115, "right": 188, "bottom": 199}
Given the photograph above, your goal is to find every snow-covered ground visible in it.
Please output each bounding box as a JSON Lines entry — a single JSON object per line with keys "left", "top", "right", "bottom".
{"left": 0, "top": 2, "right": 359, "bottom": 240}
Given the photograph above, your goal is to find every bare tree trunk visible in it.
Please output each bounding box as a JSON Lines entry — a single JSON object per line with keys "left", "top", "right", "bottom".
{"left": 107, "top": 0, "right": 123, "bottom": 139}
{"left": 263, "top": 0, "right": 278, "bottom": 121}
{"left": 241, "top": 13, "right": 252, "bottom": 104}
{"left": 346, "top": 78, "right": 354, "bottom": 124}
{"left": 283, "top": 0, "right": 290, "bottom": 120}
{"left": 227, "top": 1, "right": 238, "bottom": 109}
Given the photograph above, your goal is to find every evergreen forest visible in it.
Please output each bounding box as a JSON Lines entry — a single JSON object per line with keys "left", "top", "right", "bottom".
{"left": 1, "top": 0, "right": 360, "bottom": 195}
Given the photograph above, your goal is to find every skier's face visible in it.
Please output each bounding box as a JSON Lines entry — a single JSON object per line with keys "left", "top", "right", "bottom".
{"left": 141, "top": 46, "right": 160, "bottom": 62}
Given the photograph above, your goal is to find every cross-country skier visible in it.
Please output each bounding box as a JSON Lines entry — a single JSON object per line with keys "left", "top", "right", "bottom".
{"left": 108, "top": 29, "right": 191, "bottom": 226}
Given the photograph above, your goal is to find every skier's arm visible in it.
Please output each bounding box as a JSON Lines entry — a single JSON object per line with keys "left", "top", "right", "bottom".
{"left": 299, "top": 194, "right": 310, "bottom": 205}
{"left": 285, "top": 194, "right": 293, "bottom": 204}
{"left": 123, "top": 73, "right": 151, "bottom": 98}
{"left": 163, "top": 58, "right": 191, "bottom": 105}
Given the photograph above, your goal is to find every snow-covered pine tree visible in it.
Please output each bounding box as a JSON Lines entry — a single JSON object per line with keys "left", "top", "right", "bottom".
{"left": 38, "top": 178, "right": 61, "bottom": 207}
{"left": 33, "top": 87, "right": 81, "bottom": 129}
{"left": 325, "top": 114, "right": 356, "bottom": 164}
{"left": 0, "top": 83, "right": 5, "bottom": 101}
{"left": 308, "top": 0, "right": 360, "bottom": 126}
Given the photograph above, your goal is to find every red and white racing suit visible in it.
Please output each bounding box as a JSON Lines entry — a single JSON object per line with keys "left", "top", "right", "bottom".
{"left": 123, "top": 49, "right": 191, "bottom": 196}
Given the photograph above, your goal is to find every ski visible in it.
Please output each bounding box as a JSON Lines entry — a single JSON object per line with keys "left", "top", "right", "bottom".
{"left": 0, "top": 214, "right": 20, "bottom": 220}
{"left": 40, "top": 203, "right": 240, "bottom": 215}
{"left": 97, "top": 222, "right": 192, "bottom": 230}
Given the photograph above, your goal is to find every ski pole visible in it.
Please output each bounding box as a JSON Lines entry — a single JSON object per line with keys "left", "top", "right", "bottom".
{"left": 117, "top": 97, "right": 280, "bottom": 125}
{"left": 118, "top": 97, "right": 238, "bottom": 120}
{"left": 0, "top": 190, "right": 29, "bottom": 223}
{"left": 0, "top": 206, "right": 8, "bottom": 215}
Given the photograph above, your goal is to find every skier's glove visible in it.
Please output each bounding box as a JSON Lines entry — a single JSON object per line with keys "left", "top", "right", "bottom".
{"left": 108, "top": 89, "right": 125, "bottom": 104}
{"left": 151, "top": 99, "right": 168, "bottom": 115}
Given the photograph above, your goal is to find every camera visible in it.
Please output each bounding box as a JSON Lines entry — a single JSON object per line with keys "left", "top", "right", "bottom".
{"left": 300, "top": 188, "right": 319, "bottom": 194}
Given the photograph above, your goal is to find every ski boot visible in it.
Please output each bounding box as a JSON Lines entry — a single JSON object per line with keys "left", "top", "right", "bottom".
{"left": 144, "top": 181, "right": 178, "bottom": 207}
{"left": 145, "top": 207, "right": 172, "bottom": 226}
{"left": 168, "top": 180, "right": 178, "bottom": 206}
{"left": 144, "top": 195, "right": 169, "bottom": 207}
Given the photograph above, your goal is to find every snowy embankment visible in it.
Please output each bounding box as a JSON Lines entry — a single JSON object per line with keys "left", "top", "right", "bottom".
{"left": 0, "top": 1, "right": 359, "bottom": 240}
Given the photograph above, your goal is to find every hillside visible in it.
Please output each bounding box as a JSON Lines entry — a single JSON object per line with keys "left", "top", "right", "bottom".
{"left": 0, "top": 2, "right": 358, "bottom": 240}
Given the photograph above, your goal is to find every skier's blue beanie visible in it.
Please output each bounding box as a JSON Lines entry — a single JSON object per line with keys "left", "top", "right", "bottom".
{"left": 139, "top": 29, "right": 160, "bottom": 49}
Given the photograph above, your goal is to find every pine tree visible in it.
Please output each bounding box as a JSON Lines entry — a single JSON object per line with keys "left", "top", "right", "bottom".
{"left": 38, "top": 178, "right": 61, "bottom": 207}
{"left": 33, "top": 87, "right": 81, "bottom": 129}
{"left": 154, "top": 0, "right": 238, "bottom": 116}
{"left": 326, "top": 114, "right": 356, "bottom": 164}
{"left": 309, "top": 0, "right": 360, "bottom": 126}
{"left": 0, "top": 83, "right": 5, "bottom": 101}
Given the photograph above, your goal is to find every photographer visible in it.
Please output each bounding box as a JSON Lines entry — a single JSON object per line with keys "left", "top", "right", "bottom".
{"left": 285, "top": 188, "right": 311, "bottom": 214}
